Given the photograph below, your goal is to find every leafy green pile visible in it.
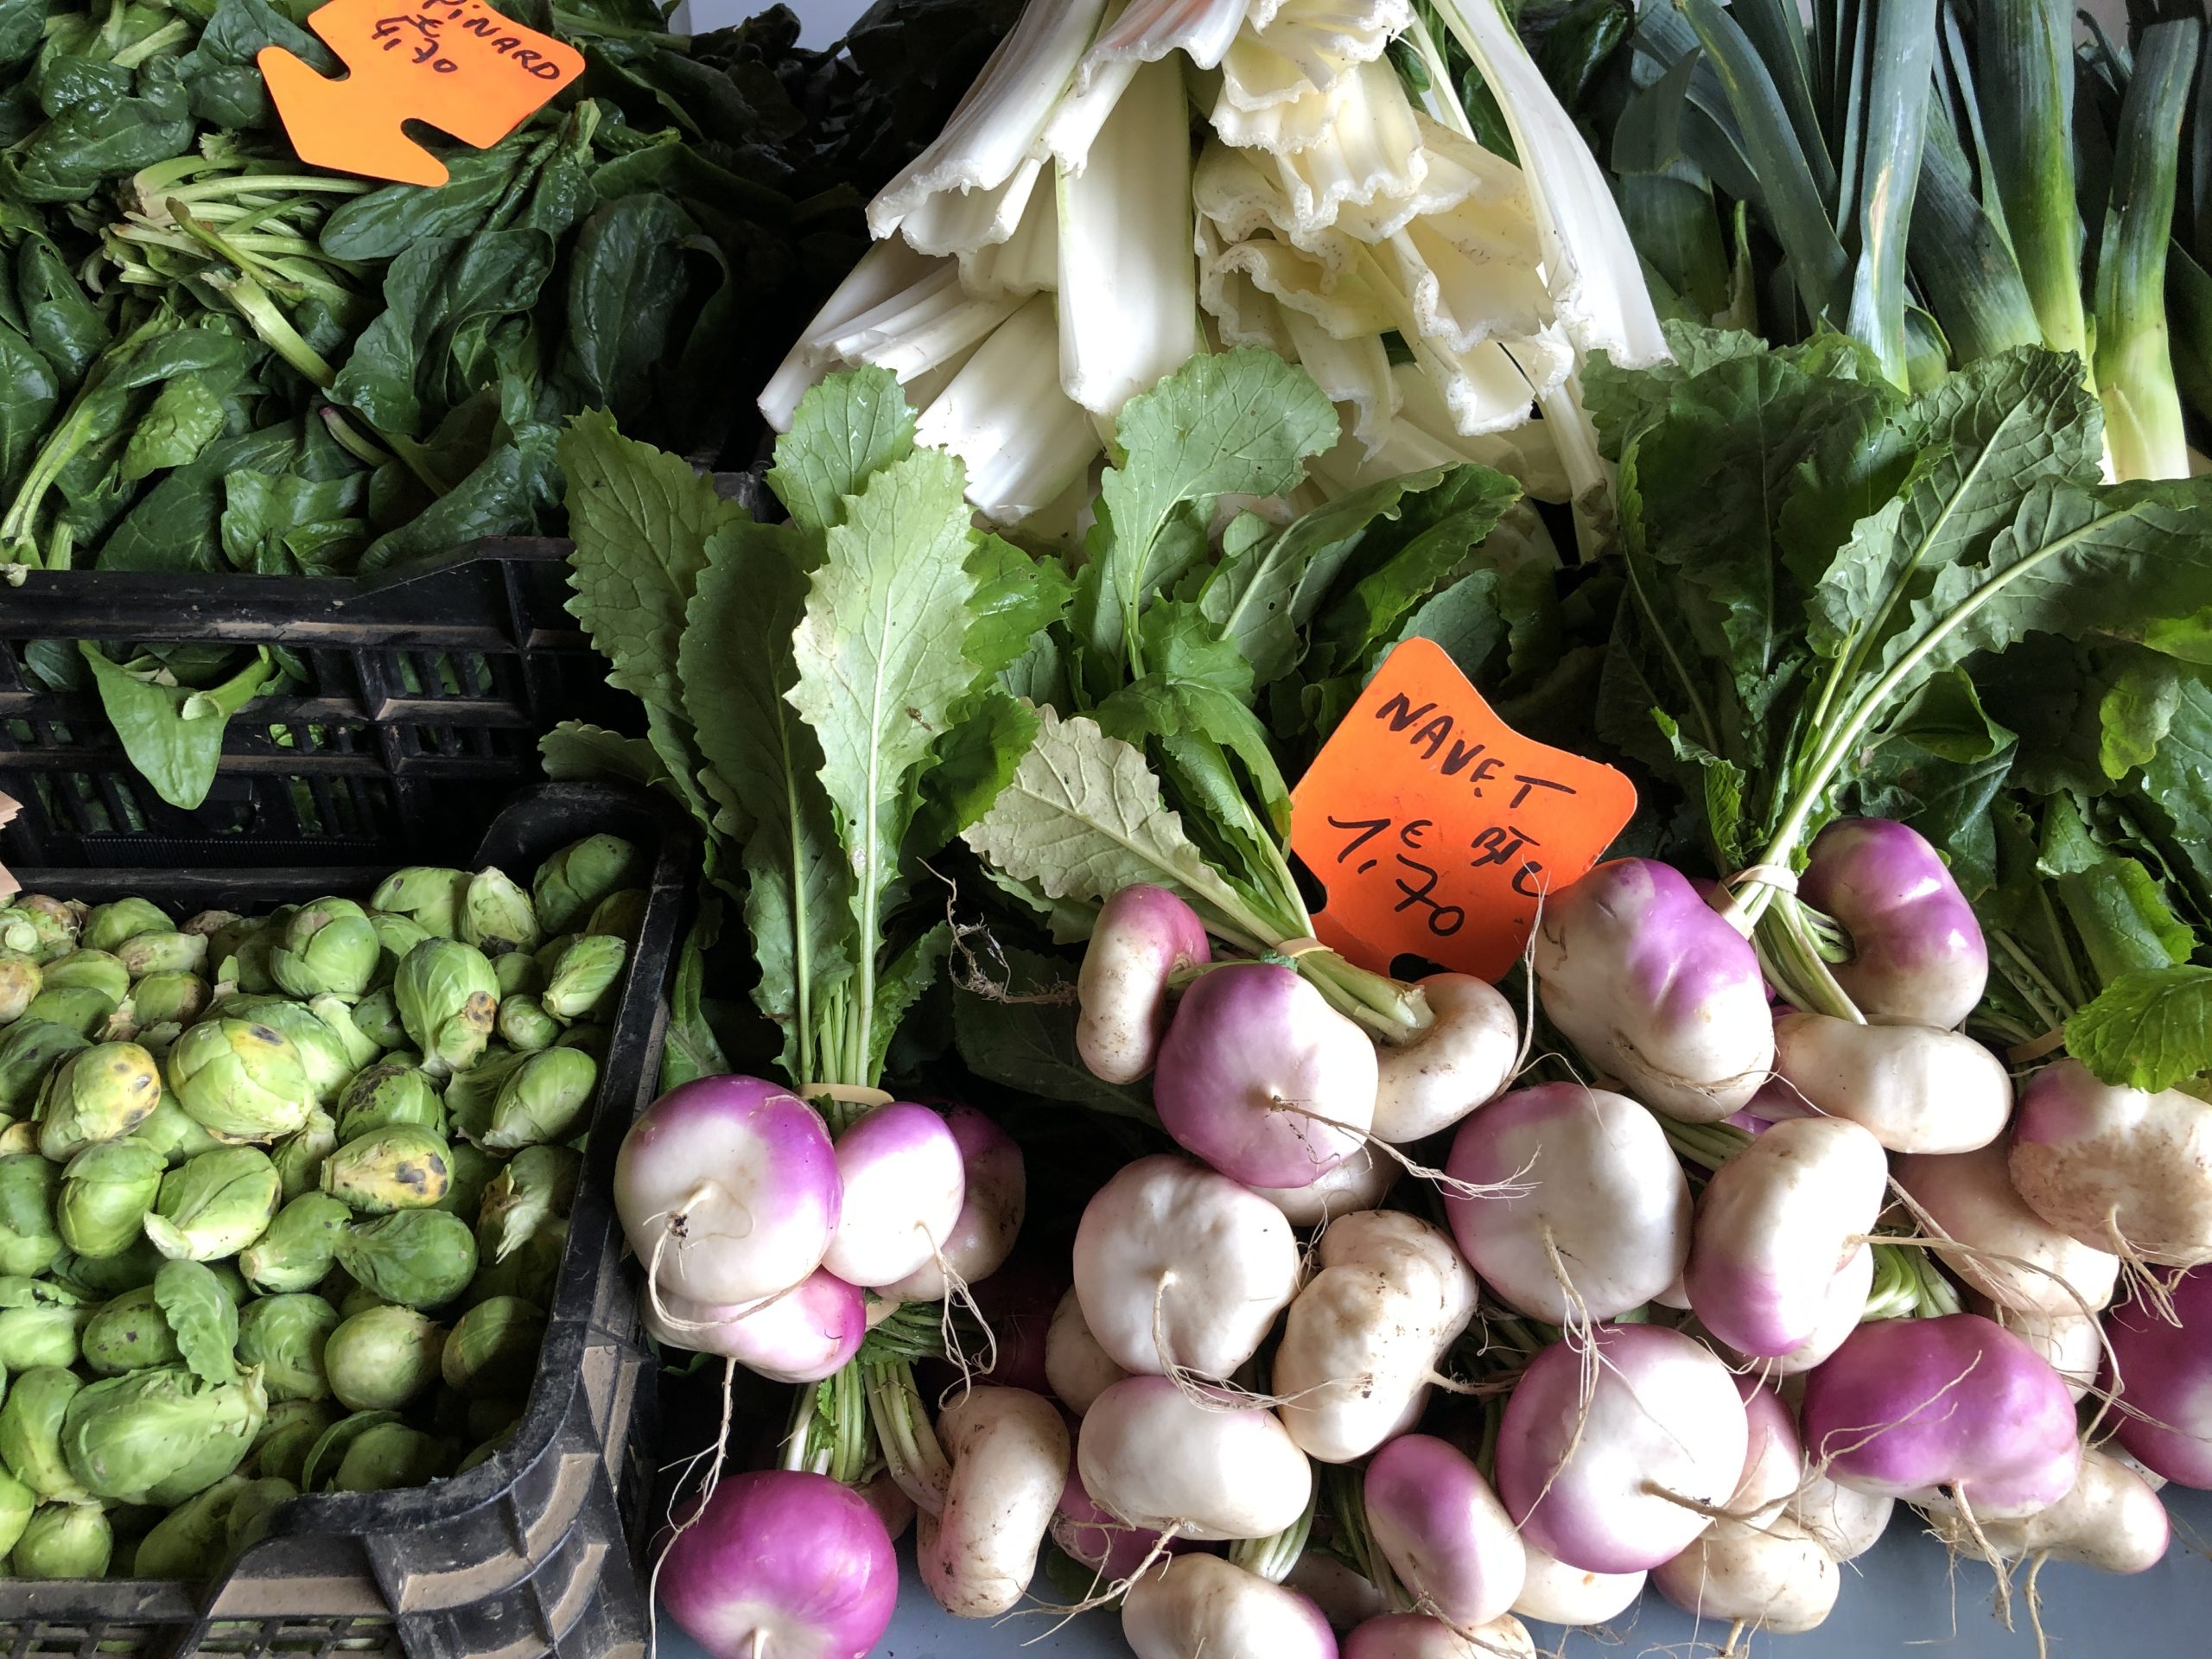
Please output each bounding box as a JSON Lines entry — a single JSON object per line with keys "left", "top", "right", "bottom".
{"left": 0, "top": 0, "right": 1015, "bottom": 809}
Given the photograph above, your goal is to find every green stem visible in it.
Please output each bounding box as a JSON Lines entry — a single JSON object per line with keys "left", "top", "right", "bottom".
{"left": 110, "top": 16, "right": 188, "bottom": 68}
{"left": 1227, "top": 1489, "right": 1315, "bottom": 1584}
{"left": 1654, "top": 1111, "right": 1754, "bottom": 1172}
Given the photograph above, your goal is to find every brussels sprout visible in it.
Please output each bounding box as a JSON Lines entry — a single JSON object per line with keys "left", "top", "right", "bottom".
{"left": 224, "top": 1473, "right": 297, "bottom": 1553}
{"left": 350, "top": 988, "right": 406, "bottom": 1051}
{"left": 531, "top": 835, "right": 645, "bottom": 936}
{"left": 324, "top": 1306, "right": 443, "bottom": 1413}
{"left": 0, "top": 1020, "right": 90, "bottom": 1118}
{"left": 441, "top": 1048, "right": 522, "bottom": 1147}
{"left": 20, "top": 986, "right": 118, "bottom": 1040}
{"left": 554, "top": 1025, "right": 609, "bottom": 1063}
{"left": 531, "top": 933, "right": 575, "bottom": 980}
{"left": 477, "top": 1146, "right": 581, "bottom": 1265}
{"left": 134, "top": 1472, "right": 251, "bottom": 1577}
{"left": 35, "top": 1041, "right": 162, "bottom": 1162}
{"left": 46, "top": 1236, "right": 164, "bottom": 1300}
{"left": 334, "top": 1063, "right": 443, "bottom": 1144}
{"left": 181, "top": 910, "right": 242, "bottom": 940}
{"left": 0, "top": 1465, "right": 31, "bottom": 1559}
{"left": 432, "top": 1141, "right": 499, "bottom": 1224}
{"left": 250, "top": 1400, "right": 335, "bottom": 1485}
{"left": 218, "top": 1000, "right": 355, "bottom": 1106}
{"left": 366, "top": 912, "right": 431, "bottom": 989}
{"left": 42, "top": 950, "right": 131, "bottom": 1006}
{"left": 334, "top": 1421, "right": 450, "bottom": 1492}
{"left": 467, "top": 1217, "right": 566, "bottom": 1310}
{"left": 334, "top": 1211, "right": 477, "bottom": 1310}
{"left": 61, "top": 1363, "right": 268, "bottom": 1505}
{"left": 270, "top": 1109, "right": 339, "bottom": 1204}
{"left": 83, "top": 1260, "right": 238, "bottom": 1381}
{"left": 0, "top": 1155, "right": 62, "bottom": 1276}
{"left": 130, "top": 971, "right": 210, "bottom": 1031}
{"left": 143, "top": 1147, "right": 282, "bottom": 1262}
{"left": 584, "top": 888, "right": 647, "bottom": 944}
{"left": 135, "top": 1093, "right": 225, "bottom": 1166}
{"left": 238, "top": 1192, "right": 352, "bottom": 1295}
{"left": 0, "top": 1122, "right": 30, "bottom": 1155}
{"left": 83, "top": 900, "right": 173, "bottom": 956}
{"left": 270, "top": 899, "right": 380, "bottom": 1004}
{"left": 493, "top": 950, "right": 542, "bottom": 1000}
{"left": 494, "top": 995, "right": 558, "bottom": 1054}
{"left": 371, "top": 869, "right": 471, "bottom": 940}
{"left": 0, "top": 954, "right": 40, "bottom": 1026}
{"left": 0, "top": 896, "right": 81, "bottom": 962}
{"left": 207, "top": 1260, "right": 250, "bottom": 1306}
{"left": 58, "top": 1137, "right": 167, "bottom": 1259}
{"left": 236, "top": 1295, "right": 340, "bottom": 1402}
{"left": 0, "top": 1303, "right": 91, "bottom": 1370}
{"left": 538, "top": 935, "right": 626, "bottom": 1026}
{"left": 200, "top": 912, "right": 259, "bottom": 957}
{"left": 117, "top": 932, "right": 209, "bottom": 981}
{"left": 0, "top": 1368, "right": 87, "bottom": 1500}
{"left": 456, "top": 1428, "right": 512, "bottom": 1475}
{"left": 461, "top": 869, "right": 541, "bottom": 959}
{"left": 321, "top": 1125, "right": 452, "bottom": 1213}
{"left": 337, "top": 1282, "right": 391, "bottom": 1320}
{"left": 481, "top": 1047, "right": 596, "bottom": 1153}
{"left": 440, "top": 1297, "right": 547, "bottom": 1399}
{"left": 308, "top": 997, "right": 383, "bottom": 1074}
{"left": 12, "top": 1500, "right": 111, "bottom": 1577}
{"left": 393, "top": 941, "right": 499, "bottom": 1077}
{"left": 165, "top": 1020, "right": 313, "bottom": 1144}
{"left": 207, "top": 912, "right": 277, "bottom": 995}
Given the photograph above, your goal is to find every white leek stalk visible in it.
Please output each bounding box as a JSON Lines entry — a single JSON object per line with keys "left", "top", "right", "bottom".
{"left": 1058, "top": 55, "right": 1201, "bottom": 416}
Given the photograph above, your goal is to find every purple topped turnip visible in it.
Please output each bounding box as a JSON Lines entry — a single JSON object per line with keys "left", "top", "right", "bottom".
{"left": 1078, "top": 885, "right": 1211, "bottom": 1084}
{"left": 2103, "top": 1266, "right": 2212, "bottom": 1486}
{"left": 819, "top": 1101, "right": 966, "bottom": 1289}
{"left": 1800, "top": 818, "right": 1987, "bottom": 1030}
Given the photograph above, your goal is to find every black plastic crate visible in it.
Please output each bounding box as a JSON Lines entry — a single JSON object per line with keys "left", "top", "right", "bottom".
{"left": 0, "top": 782, "right": 695, "bottom": 1659}
{"left": 0, "top": 544, "right": 631, "bottom": 870}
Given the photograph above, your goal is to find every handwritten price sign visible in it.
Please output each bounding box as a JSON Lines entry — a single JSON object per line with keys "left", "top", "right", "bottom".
{"left": 1289, "top": 638, "right": 1637, "bottom": 981}
{"left": 260, "top": 0, "right": 584, "bottom": 187}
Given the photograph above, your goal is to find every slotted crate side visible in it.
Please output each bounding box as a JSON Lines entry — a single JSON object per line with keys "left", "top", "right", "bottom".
{"left": 0, "top": 547, "right": 628, "bottom": 868}
{"left": 0, "top": 784, "right": 691, "bottom": 1659}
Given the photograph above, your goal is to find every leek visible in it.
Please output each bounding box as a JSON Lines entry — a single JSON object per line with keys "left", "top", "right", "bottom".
{"left": 1977, "top": 0, "right": 2086, "bottom": 359}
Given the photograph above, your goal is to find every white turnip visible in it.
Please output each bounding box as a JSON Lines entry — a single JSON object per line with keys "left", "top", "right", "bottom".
{"left": 1508, "top": 1539, "right": 1643, "bottom": 1625}
{"left": 1494, "top": 1324, "right": 1750, "bottom": 1573}
{"left": 1274, "top": 1211, "right": 1478, "bottom": 1462}
{"left": 1343, "top": 1612, "right": 1535, "bottom": 1657}
{"left": 1533, "top": 858, "right": 1773, "bottom": 1121}
{"left": 1771, "top": 1013, "right": 2011, "bottom": 1154}
{"left": 644, "top": 1270, "right": 866, "bottom": 1384}
{"left": 658, "top": 1470, "right": 897, "bottom": 1659}
{"left": 917, "top": 1386, "right": 1068, "bottom": 1618}
{"left": 1077, "top": 1375, "right": 1313, "bottom": 1541}
{"left": 1252, "top": 1146, "right": 1399, "bottom": 1227}
{"left": 2009, "top": 1059, "right": 2212, "bottom": 1266}
{"left": 1799, "top": 817, "right": 1986, "bottom": 1030}
{"left": 876, "top": 1105, "right": 1026, "bottom": 1301}
{"left": 1764, "top": 1243, "right": 1874, "bottom": 1376}
{"left": 1788, "top": 1469, "right": 1893, "bottom": 1562}
{"left": 1928, "top": 1446, "right": 2169, "bottom": 1574}
{"left": 1649, "top": 1516, "right": 1840, "bottom": 1635}
{"left": 615, "top": 1076, "right": 841, "bottom": 1307}
{"left": 1443, "top": 1084, "right": 1691, "bottom": 1324}
{"left": 1044, "top": 1286, "right": 1128, "bottom": 1414}
{"left": 819, "top": 1101, "right": 965, "bottom": 1289}
{"left": 1684, "top": 1116, "right": 1888, "bottom": 1358}
{"left": 1363, "top": 1433, "right": 1525, "bottom": 1631}
{"left": 1154, "top": 963, "right": 1378, "bottom": 1187}
{"left": 1895, "top": 1140, "right": 2118, "bottom": 1317}
{"left": 1078, "top": 885, "right": 1211, "bottom": 1084}
{"left": 1053, "top": 1460, "right": 1179, "bottom": 1582}
{"left": 1370, "top": 974, "right": 1517, "bottom": 1144}
{"left": 1122, "top": 1554, "right": 1338, "bottom": 1659}
{"left": 1798, "top": 1313, "right": 2081, "bottom": 1518}
{"left": 1071, "top": 1154, "right": 1300, "bottom": 1379}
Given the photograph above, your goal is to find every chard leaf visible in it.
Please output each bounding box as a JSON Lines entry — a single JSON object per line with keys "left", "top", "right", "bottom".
{"left": 962, "top": 707, "right": 1263, "bottom": 946}
{"left": 559, "top": 410, "right": 741, "bottom": 723}
{"left": 153, "top": 1258, "right": 238, "bottom": 1387}
{"left": 2065, "top": 965, "right": 2212, "bottom": 1092}
{"left": 787, "top": 443, "right": 981, "bottom": 976}
{"left": 1074, "top": 349, "right": 1338, "bottom": 683}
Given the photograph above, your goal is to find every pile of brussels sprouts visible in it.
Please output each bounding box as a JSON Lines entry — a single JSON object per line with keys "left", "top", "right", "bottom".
{"left": 0, "top": 835, "right": 646, "bottom": 1580}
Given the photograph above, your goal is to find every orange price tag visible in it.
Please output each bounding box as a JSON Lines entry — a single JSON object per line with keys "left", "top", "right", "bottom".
{"left": 1288, "top": 638, "right": 1637, "bottom": 982}
{"left": 259, "top": 0, "right": 583, "bottom": 188}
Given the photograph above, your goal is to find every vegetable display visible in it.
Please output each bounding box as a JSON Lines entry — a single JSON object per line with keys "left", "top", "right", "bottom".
{"left": 0, "top": 831, "right": 639, "bottom": 1578}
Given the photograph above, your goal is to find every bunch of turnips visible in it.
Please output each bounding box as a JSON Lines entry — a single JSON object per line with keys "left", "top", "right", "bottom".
{"left": 0, "top": 835, "right": 641, "bottom": 1578}
{"left": 625, "top": 802, "right": 2211, "bottom": 1657}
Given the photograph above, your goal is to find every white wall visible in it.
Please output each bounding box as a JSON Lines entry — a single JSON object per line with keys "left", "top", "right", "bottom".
{"left": 680, "top": 0, "right": 872, "bottom": 41}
